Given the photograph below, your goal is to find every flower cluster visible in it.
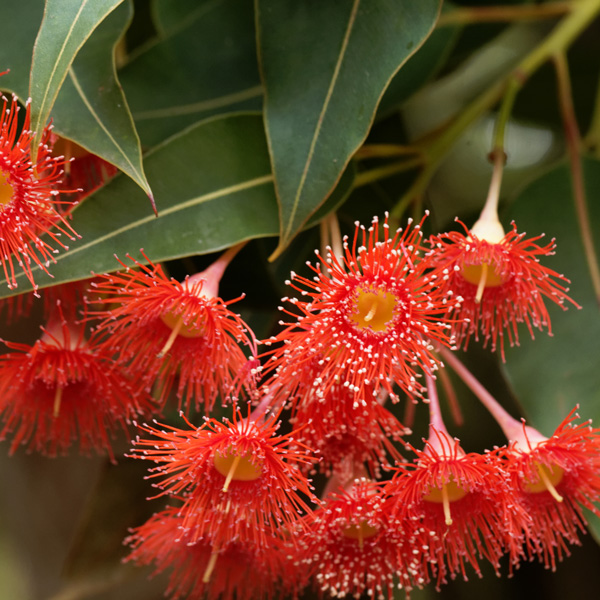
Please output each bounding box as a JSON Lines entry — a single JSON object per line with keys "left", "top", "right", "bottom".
{"left": 118, "top": 210, "right": 597, "bottom": 600}
{"left": 0, "top": 162, "right": 596, "bottom": 599}
{"left": 293, "top": 478, "right": 403, "bottom": 599}
{"left": 287, "top": 412, "right": 600, "bottom": 598}
{"left": 1, "top": 17, "right": 597, "bottom": 599}
{"left": 501, "top": 408, "right": 600, "bottom": 571}
{"left": 126, "top": 506, "right": 293, "bottom": 600}
{"left": 126, "top": 406, "right": 317, "bottom": 600}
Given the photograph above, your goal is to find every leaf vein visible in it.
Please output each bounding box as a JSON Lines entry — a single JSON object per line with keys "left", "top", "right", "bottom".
{"left": 35, "top": 0, "right": 89, "bottom": 132}
{"left": 283, "top": 0, "right": 361, "bottom": 240}
{"left": 67, "top": 67, "right": 140, "bottom": 177}
{"left": 133, "top": 85, "right": 263, "bottom": 120}
{"left": 10, "top": 174, "right": 274, "bottom": 284}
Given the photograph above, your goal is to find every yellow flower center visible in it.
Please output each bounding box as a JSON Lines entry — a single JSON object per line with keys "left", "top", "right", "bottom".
{"left": 521, "top": 462, "right": 564, "bottom": 502}
{"left": 342, "top": 520, "right": 379, "bottom": 549}
{"left": 213, "top": 450, "right": 262, "bottom": 492}
{"left": 461, "top": 262, "right": 505, "bottom": 287}
{"left": 157, "top": 310, "right": 205, "bottom": 357}
{"left": 160, "top": 310, "right": 205, "bottom": 339}
{"left": 0, "top": 171, "right": 15, "bottom": 207}
{"left": 423, "top": 477, "right": 468, "bottom": 525}
{"left": 351, "top": 288, "right": 396, "bottom": 332}
{"left": 461, "top": 262, "right": 506, "bottom": 303}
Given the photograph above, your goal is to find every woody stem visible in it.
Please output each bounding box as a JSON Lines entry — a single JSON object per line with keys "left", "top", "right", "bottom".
{"left": 319, "top": 219, "right": 329, "bottom": 261}
{"left": 553, "top": 51, "right": 600, "bottom": 306}
{"left": 477, "top": 75, "right": 519, "bottom": 225}
{"left": 437, "top": 366, "right": 463, "bottom": 426}
{"left": 425, "top": 373, "right": 457, "bottom": 460}
{"left": 586, "top": 71, "right": 600, "bottom": 157}
{"left": 250, "top": 386, "right": 277, "bottom": 422}
{"left": 392, "top": 0, "right": 600, "bottom": 217}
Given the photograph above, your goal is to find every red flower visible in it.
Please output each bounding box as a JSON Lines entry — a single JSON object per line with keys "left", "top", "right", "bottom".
{"left": 0, "top": 94, "right": 79, "bottom": 292}
{"left": 384, "top": 430, "right": 515, "bottom": 588}
{"left": 426, "top": 219, "right": 578, "bottom": 359}
{"left": 90, "top": 249, "right": 256, "bottom": 412}
{"left": 502, "top": 408, "right": 600, "bottom": 571}
{"left": 263, "top": 214, "right": 457, "bottom": 405}
{"left": 50, "top": 134, "right": 118, "bottom": 200}
{"left": 126, "top": 506, "right": 292, "bottom": 600}
{"left": 0, "top": 304, "right": 153, "bottom": 458}
{"left": 0, "top": 277, "right": 96, "bottom": 324}
{"left": 131, "top": 406, "right": 317, "bottom": 549}
{"left": 295, "top": 478, "right": 408, "bottom": 600}
{"left": 290, "top": 382, "right": 407, "bottom": 480}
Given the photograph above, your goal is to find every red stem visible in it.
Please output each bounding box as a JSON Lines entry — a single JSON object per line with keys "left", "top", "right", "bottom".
{"left": 553, "top": 52, "right": 600, "bottom": 306}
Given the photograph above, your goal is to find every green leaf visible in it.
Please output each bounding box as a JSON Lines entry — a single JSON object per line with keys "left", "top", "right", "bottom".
{"left": 29, "top": 0, "right": 125, "bottom": 153}
{"left": 51, "top": 2, "right": 151, "bottom": 198}
{"left": 306, "top": 162, "right": 356, "bottom": 227}
{"left": 0, "top": 113, "right": 279, "bottom": 298}
{"left": 377, "top": 17, "right": 459, "bottom": 117}
{"left": 121, "top": 0, "right": 261, "bottom": 147}
{"left": 151, "top": 0, "right": 212, "bottom": 35}
{"left": 0, "top": 1, "right": 150, "bottom": 197}
{"left": 0, "top": 1, "right": 44, "bottom": 99}
{"left": 586, "top": 509, "right": 600, "bottom": 547}
{"left": 503, "top": 158, "right": 600, "bottom": 435}
{"left": 256, "top": 0, "right": 441, "bottom": 258}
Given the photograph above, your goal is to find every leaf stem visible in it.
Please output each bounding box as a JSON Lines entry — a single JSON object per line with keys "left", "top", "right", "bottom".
{"left": 390, "top": 80, "right": 504, "bottom": 218}
{"left": 354, "top": 143, "right": 422, "bottom": 160}
{"left": 584, "top": 72, "right": 600, "bottom": 158}
{"left": 438, "top": 2, "right": 573, "bottom": 27}
{"left": 354, "top": 157, "right": 423, "bottom": 188}
{"left": 553, "top": 51, "right": 600, "bottom": 305}
{"left": 476, "top": 79, "right": 518, "bottom": 229}
{"left": 391, "top": 0, "right": 600, "bottom": 219}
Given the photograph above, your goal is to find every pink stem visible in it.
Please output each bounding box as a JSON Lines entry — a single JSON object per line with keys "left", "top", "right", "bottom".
{"left": 206, "top": 242, "right": 245, "bottom": 278}
{"left": 188, "top": 242, "right": 246, "bottom": 297}
{"left": 479, "top": 150, "right": 504, "bottom": 224}
{"left": 438, "top": 347, "right": 523, "bottom": 441}
{"left": 424, "top": 373, "right": 459, "bottom": 458}
{"left": 438, "top": 366, "right": 463, "bottom": 427}
{"left": 426, "top": 373, "right": 447, "bottom": 434}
